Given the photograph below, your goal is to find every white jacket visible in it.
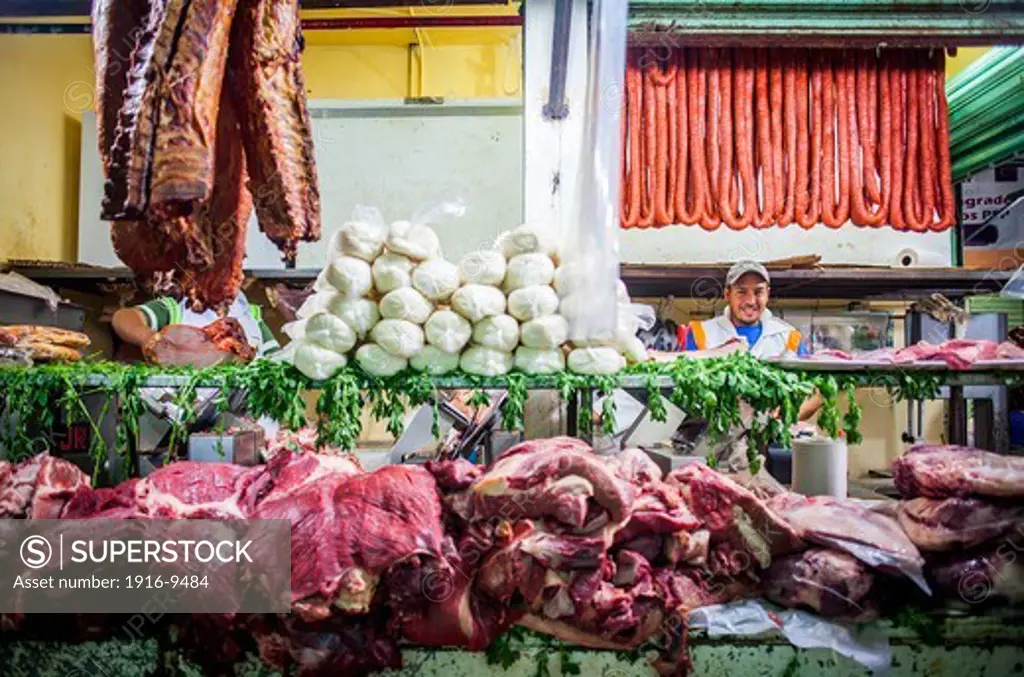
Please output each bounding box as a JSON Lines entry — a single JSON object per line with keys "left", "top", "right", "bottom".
{"left": 688, "top": 308, "right": 802, "bottom": 359}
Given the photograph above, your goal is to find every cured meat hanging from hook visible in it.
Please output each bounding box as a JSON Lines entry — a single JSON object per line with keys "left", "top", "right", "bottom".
{"left": 700, "top": 48, "right": 723, "bottom": 230}
{"left": 753, "top": 49, "right": 776, "bottom": 228}
{"left": 933, "top": 51, "right": 956, "bottom": 231}
{"left": 638, "top": 61, "right": 657, "bottom": 228}
{"left": 676, "top": 49, "right": 707, "bottom": 225}
{"left": 229, "top": 0, "right": 321, "bottom": 263}
{"left": 651, "top": 52, "right": 678, "bottom": 226}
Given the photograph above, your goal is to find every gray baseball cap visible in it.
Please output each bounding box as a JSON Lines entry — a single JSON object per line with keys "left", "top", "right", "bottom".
{"left": 725, "top": 260, "right": 770, "bottom": 287}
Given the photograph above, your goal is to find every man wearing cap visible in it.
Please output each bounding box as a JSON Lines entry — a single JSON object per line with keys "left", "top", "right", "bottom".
{"left": 683, "top": 260, "right": 814, "bottom": 473}
{"left": 685, "top": 260, "right": 808, "bottom": 358}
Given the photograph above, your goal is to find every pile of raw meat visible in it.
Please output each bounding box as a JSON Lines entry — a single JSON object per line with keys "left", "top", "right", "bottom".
{"left": 803, "top": 338, "right": 1024, "bottom": 369}
{"left": 280, "top": 219, "right": 648, "bottom": 380}
{"left": 92, "top": 0, "right": 320, "bottom": 311}
{"left": 895, "top": 444, "right": 1024, "bottom": 605}
{"left": 621, "top": 47, "right": 955, "bottom": 232}
{"left": 8, "top": 435, "right": 990, "bottom": 676}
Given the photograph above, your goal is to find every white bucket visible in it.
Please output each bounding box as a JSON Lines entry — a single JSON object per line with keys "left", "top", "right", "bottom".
{"left": 791, "top": 436, "right": 848, "bottom": 498}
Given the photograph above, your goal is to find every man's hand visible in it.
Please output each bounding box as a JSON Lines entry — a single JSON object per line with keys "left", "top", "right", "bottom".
{"left": 111, "top": 308, "right": 158, "bottom": 348}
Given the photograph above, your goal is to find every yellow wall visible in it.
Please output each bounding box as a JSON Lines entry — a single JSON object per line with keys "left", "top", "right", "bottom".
{"left": 0, "top": 7, "right": 521, "bottom": 264}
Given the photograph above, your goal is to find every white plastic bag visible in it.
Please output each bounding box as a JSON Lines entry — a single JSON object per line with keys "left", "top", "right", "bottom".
{"left": 327, "top": 297, "right": 380, "bottom": 340}
{"left": 568, "top": 346, "right": 625, "bottom": 374}
{"left": 370, "top": 319, "right": 424, "bottom": 358}
{"left": 460, "top": 346, "right": 513, "bottom": 377}
{"left": 619, "top": 335, "right": 648, "bottom": 364}
{"left": 379, "top": 287, "right": 433, "bottom": 324}
{"left": 296, "top": 290, "right": 337, "bottom": 320}
{"left": 386, "top": 220, "right": 441, "bottom": 262}
{"left": 519, "top": 315, "right": 569, "bottom": 349}
{"left": 503, "top": 253, "right": 555, "bottom": 292}
{"left": 372, "top": 253, "right": 414, "bottom": 294}
{"left": 514, "top": 346, "right": 565, "bottom": 374}
{"left": 410, "top": 345, "right": 460, "bottom": 375}
{"left": 507, "top": 285, "right": 559, "bottom": 322}
{"left": 294, "top": 341, "right": 348, "bottom": 381}
{"left": 356, "top": 343, "right": 408, "bottom": 377}
{"left": 424, "top": 310, "right": 472, "bottom": 354}
{"left": 459, "top": 250, "right": 506, "bottom": 286}
{"left": 560, "top": 0, "right": 626, "bottom": 344}
{"left": 495, "top": 224, "right": 558, "bottom": 260}
{"left": 305, "top": 312, "right": 357, "bottom": 355}
{"left": 451, "top": 284, "right": 507, "bottom": 323}
{"left": 316, "top": 256, "right": 373, "bottom": 299}
{"left": 328, "top": 205, "right": 387, "bottom": 262}
{"left": 412, "top": 259, "right": 460, "bottom": 301}
{"left": 472, "top": 314, "right": 520, "bottom": 352}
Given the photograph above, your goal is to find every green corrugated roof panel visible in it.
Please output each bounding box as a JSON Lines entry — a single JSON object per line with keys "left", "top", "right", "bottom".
{"left": 628, "top": 0, "right": 1024, "bottom": 47}
{"left": 968, "top": 294, "right": 1024, "bottom": 327}
{"left": 948, "top": 46, "right": 1024, "bottom": 180}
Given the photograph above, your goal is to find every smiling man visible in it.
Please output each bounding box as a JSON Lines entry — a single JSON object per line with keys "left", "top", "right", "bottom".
{"left": 686, "top": 260, "right": 807, "bottom": 358}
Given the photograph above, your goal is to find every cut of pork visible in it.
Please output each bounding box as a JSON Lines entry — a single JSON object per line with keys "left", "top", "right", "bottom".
{"left": 894, "top": 444, "right": 1024, "bottom": 499}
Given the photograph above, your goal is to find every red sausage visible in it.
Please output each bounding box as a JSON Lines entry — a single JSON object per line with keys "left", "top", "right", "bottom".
{"left": 718, "top": 49, "right": 740, "bottom": 229}
{"left": 888, "top": 51, "right": 906, "bottom": 231}
{"left": 779, "top": 51, "right": 797, "bottom": 226}
{"left": 849, "top": 57, "right": 885, "bottom": 227}
{"left": 754, "top": 49, "right": 775, "bottom": 228}
{"left": 703, "top": 48, "right": 722, "bottom": 227}
{"left": 638, "top": 63, "right": 657, "bottom": 228}
{"left": 918, "top": 56, "right": 937, "bottom": 231}
{"left": 820, "top": 53, "right": 839, "bottom": 227}
{"left": 857, "top": 51, "right": 883, "bottom": 207}
{"left": 770, "top": 50, "right": 785, "bottom": 221}
{"left": 833, "top": 54, "right": 851, "bottom": 227}
{"left": 902, "top": 55, "right": 926, "bottom": 232}
{"left": 678, "top": 49, "right": 706, "bottom": 225}
{"left": 729, "top": 49, "right": 758, "bottom": 229}
{"left": 650, "top": 53, "right": 677, "bottom": 226}
{"left": 933, "top": 51, "right": 956, "bottom": 231}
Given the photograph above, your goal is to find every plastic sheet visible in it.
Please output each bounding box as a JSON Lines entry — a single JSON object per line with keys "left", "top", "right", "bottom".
{"left": 689, "top": 600, "right": 892, "bottom": 674}
{"left": 560, "top": 0, "right": 627, "bottom": 344}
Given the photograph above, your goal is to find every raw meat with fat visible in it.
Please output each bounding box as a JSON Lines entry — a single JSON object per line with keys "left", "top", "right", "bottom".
{"left": 894, "top": 444, "right": 1024, "bottom": 499}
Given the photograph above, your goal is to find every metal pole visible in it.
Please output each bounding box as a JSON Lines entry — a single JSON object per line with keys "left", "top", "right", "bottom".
{"left": 542, "top": 0, "right": 572, "bottom": 120}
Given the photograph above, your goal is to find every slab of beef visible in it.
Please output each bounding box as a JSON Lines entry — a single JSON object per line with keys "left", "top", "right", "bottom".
{"left": 142, "top": 321, "right": 251, "bottom": 367}
{"left": 0, "top": 454, "right": 89, "bottom": 519}
{"left": 893, "top": 444, "right": 1024, "bottom": 499}
{"left": 62, "top": 481, "right": 140, "bottom": 520}
{"left": 667, "top": 464, "right": 803, "bottom": 570}
{"left": 252, "top": 460, "right": 446, "bottom": 620}
{"left": 100, "top": 0, "right": 191, "bottom": 220}
{"left": 767, "top": 493, "right": 925, "bottom": 586}
{"left": 467, "top": 436, "right": 634, "bottom": 535}
{"left": 764, "top": 548, "right": 878, "bottom": 621}
{"left": 228, "top": 0, "right": 321, "bottom": 263}
{"left": 179, "top": 85, "right": 254, "bottom": 312}
{"left": 928, "top": 545, "right": 1024, "bottom": 605}
{"left": 898, "top": 497, "right": 1024, "bottom": 551}
{"left": 147, "top": 0, "right": 238, "bottom": 218}
{"left": 134, "top": 460, "right": 267, "bottom": 519}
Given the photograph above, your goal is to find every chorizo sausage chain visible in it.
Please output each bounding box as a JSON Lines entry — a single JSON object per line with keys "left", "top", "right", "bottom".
{"left": 617, "top": 47, "right": 955, "bottom": 231}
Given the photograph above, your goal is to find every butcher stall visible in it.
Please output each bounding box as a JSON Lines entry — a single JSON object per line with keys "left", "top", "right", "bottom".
{"left": 3, "top": 0, "right": 1024, "bottom": 676}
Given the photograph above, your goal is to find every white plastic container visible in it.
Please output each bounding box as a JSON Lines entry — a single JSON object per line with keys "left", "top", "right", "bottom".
{"left": 791, "top": 436, "right": 848, "bottom": 499}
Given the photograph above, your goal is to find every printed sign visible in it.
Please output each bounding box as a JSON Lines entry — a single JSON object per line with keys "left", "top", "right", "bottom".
{"left": 0, "top": 519, "right": 290, "bottom": 613}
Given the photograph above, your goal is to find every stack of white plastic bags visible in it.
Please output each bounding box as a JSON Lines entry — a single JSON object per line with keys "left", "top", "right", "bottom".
{"left": 278, "top": 206, "right": 650, "bottom": 381}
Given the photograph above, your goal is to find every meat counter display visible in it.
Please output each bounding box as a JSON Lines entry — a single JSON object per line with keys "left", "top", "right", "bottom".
{"left": 2, "top": 436, "right": 1024, "bottom": 676}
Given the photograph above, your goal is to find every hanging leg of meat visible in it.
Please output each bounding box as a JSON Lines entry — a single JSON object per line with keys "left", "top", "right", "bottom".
{"left": 229, "top": 0, "right": 321, "bottom": 263}
{"left": 180, "top": 90, "right": 254, "bottom": 313}
{"left": 111, "top": 218, "right": 188, "bottom": 297}
{"left": 148, "top": 0, "right": 240, "bottom": 222}
{"left": 101, "top": 0, "right": 191, "bottom": 221}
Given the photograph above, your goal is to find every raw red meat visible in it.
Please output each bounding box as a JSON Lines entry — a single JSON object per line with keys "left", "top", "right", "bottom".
{"left": 893, "top": 444, "right": 1024, "bottom": 499}
{"left": 0, "top": 454, "right": 89, "bottom": 519}
{"left": 467, "top": 436, "right": 635, "bottom": 534}
{"left": 667, "top": 464, "right": 804, "bottom": 569}
{"left": 764, "top": 548, "right": 878, "bottom": 621}
{"left": 933, "top": 338, "right": 999, "bottom": 369}
{"left": 202, "top": 317, "right": 256, "bottom": 361}
{"left": 996, "top": 341, "right": 1024, "bottom": 360}
{"left": 134, "top": 461, "right": 266, "bottom": 519}
{"left": 928, "top": 546, "right": 1024, "bottom": 605}
{"left": 252, "top": 461, "right": 445, "bottom": 620}
{"left": 898, "top": 497, "right": 1024, "bottom": 551}
{"left": 767, "top": 493, "right": 924, "bottom": 583}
